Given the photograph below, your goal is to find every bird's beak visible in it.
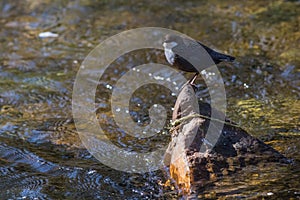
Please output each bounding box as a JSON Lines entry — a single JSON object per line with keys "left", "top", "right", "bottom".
{"left": 164, "top": 39, "right": 171, "bottom": 43}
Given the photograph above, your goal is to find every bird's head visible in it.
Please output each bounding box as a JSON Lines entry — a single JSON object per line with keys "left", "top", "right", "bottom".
{"left": 163, "top": 34, "right": 183, "bottom": 65}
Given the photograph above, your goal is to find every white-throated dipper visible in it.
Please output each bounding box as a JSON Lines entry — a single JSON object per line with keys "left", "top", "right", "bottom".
{"left": 163, "top": 34, "right": 235, "bottom": 84}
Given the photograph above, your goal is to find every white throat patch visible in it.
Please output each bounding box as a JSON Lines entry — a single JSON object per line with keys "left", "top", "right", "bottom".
{"left": 163, "top": 41, "right": 177, "bottom": 65}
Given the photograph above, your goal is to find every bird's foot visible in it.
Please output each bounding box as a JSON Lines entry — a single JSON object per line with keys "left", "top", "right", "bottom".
{"left": 188, "top": 72, "right": 199, "bottom": 86}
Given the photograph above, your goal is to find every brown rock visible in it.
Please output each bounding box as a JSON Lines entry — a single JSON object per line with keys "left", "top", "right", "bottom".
{"left": 164, "top": 83, "right": 289, "bottom": 195}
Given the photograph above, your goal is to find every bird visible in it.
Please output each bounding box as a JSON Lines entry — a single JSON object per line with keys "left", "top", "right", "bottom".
{"left": 163, "top": 34, "right": 235, "bottom": 84}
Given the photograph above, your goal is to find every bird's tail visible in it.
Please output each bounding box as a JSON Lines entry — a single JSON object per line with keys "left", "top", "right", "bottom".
{"left": 217, "top": 53, "right": 235, "bottom": 62}
{"left": 200, "top": 43, "right": 235, "bottom": 63}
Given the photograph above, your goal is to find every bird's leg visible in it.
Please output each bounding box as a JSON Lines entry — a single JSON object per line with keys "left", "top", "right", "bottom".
{"left": 188, "top": 72, "right": 199, "bottom": 85}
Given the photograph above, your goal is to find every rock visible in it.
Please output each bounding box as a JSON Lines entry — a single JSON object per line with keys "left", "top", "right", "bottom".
{"left": 164, "top": 83, "right": 289, "bottom": 195}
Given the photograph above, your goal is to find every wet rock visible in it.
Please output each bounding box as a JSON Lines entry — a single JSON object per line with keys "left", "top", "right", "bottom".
{"left": 164, "top": 83, "right": 289, "bottom": 195}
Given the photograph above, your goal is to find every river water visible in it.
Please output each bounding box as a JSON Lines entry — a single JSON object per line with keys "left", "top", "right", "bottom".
{"left": 0, "top": 0, "right": 299, "bottom": 199}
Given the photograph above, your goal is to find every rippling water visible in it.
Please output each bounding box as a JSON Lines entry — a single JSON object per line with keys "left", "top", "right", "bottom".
{"left": 0, "top": 0, "right": 299, "bottom": 199}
